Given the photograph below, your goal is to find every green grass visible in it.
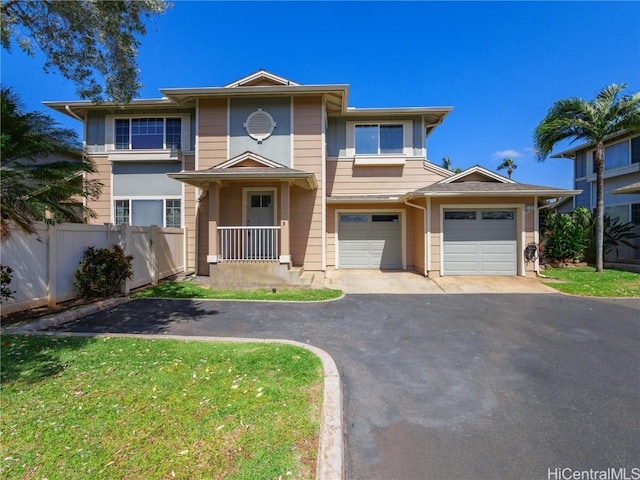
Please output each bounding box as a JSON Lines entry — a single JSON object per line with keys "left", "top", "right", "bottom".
{"left": 541, "top": 266, "right": 640, "bottom": 297}
{"left": 132, "top": 280, "right": 342, "bottom": 301}
{"left": 1, "top": 335, "right": 323, "bottom": 480}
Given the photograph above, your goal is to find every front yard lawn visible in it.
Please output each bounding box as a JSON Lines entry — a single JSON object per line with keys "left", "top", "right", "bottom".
{"left": 132, "top": 280, "right": 342, "bottom": 301}
{"left": 541, "top": 267, "right": 640, "bottom": 297}
{"left": 1, "top": 335, "right": 322, "bottom": 480}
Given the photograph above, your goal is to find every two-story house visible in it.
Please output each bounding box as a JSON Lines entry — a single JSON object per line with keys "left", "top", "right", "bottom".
{"left": 45, "top": 70, "right": 578, "bottom": 285}
{"left": 552, "top": 132, "right": 640, "bottom": 260}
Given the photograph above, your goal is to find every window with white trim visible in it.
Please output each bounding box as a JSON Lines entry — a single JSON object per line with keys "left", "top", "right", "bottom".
{"left": 113, "top": 199, "right": 181, "bottom": 227}
{"left": 115, "top": 118, "right": 182, "bottom": 150}
{"left": 355, "top": 124, "right": 403, "bottom": 154}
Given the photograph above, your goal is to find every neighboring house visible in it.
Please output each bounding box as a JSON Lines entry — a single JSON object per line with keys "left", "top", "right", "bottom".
{"left": 45, "top": 70, "right": 578, "bottom": 284}
{"left": 552, "top": 132, "right": 640, "bottom": 260}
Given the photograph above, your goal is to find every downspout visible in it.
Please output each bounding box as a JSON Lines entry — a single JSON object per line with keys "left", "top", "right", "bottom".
{"left": 404, "top": 197, "right": 428, "bottom": 276}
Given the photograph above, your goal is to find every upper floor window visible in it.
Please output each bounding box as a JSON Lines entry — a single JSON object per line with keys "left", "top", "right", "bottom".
{"left": 591, "top": 136, "right": 639, "bottom": 173}
{"left": 115, "top": 118, "right": 182, "bottom": 150}
{"left": 355, "top": 124, "right": 403, "bottom": 154}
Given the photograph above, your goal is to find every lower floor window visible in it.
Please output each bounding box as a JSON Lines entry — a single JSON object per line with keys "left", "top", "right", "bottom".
{"left": 605, "top": 204, "right": 630, "bottom": 224}
{"left": 165, "top": 199, "right": 181, "bottom": 228}
{"left": 114, "top": 198, "right": 181, "bottom": 227}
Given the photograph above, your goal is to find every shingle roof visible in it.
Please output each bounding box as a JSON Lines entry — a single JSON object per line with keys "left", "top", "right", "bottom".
{"left": 412, "top": 181, "right": 579, "bottom": 197}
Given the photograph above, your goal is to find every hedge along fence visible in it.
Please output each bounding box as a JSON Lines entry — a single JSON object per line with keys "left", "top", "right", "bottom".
{"left": 1, "top": 222, "right": 186, "bottom": 315}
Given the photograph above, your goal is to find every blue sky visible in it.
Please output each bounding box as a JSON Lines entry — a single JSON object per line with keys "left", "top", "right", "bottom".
{"left": 2, "top": 1, "right": 639, "bottom": 188}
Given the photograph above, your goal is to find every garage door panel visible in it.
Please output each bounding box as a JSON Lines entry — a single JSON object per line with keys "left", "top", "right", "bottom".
{"left": 443, "top": 209, "right": 517, "bottom": 275}
{"left": 479, "top": 243, "right": 516, "bottom": 254}
{"left": 446, "top": 260, "right": 481, "bottom": 274}
{"left": 444, "top": 243, "right": 479, "bottom": 255}
{"left": 339, "top": 213, "right": 401, "bottom": 269}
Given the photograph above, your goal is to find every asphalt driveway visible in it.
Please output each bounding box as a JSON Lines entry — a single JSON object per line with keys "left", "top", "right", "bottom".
{"left": 51, "top": 294, "right": 640, "bottom": 480}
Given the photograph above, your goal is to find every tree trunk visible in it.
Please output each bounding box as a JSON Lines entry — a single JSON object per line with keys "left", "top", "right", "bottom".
{"left": 595, "top": 140, "right": 605, "bottom": 272}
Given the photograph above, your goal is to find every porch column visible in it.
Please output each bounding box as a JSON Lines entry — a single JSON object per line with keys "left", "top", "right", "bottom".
{"left": 207, "top": 182, "right": 220, "bottom": 264}
{"left": 280, "top": 181, "right": 291, "bottom": 264}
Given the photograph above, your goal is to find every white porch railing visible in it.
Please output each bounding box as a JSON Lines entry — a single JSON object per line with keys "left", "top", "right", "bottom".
{"left": 218, "top": 226, "right": 281, "bottom": 261}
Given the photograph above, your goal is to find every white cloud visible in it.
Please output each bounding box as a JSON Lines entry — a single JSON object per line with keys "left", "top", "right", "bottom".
{"left": 493, "top": 149, "right": 523, "bottom": 159}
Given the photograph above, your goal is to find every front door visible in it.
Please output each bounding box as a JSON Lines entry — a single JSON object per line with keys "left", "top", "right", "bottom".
{"left": 246, "top": 191, "right": 275, "bottom": 258}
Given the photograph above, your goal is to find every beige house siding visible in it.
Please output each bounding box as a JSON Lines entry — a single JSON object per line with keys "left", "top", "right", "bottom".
{"left": 183, "top": 153, "right": 197, "bottom": 272}
{"left": 428, "top": 196, "right": 537, "bottom": 276}
{"left": 407, "top": 205, "right": 425, "bottom": 274}
{"left": 198, "top": 98, "right": 228, "bottom": 169}
{"left": 196, "top": 192, "right": 209, "bottom": 275}
{"left": 291, "top": 96, "right": 323, "bottom": 270}
{"left": 326, "top": 159, "right": 447, "bottom": 196}
{"left": 87, "top": 154, "right": 111, "bottom": 223}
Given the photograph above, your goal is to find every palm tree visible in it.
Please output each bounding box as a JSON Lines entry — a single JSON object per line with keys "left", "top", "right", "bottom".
{"left": 1, "top": 88, "right": 101, "bottom": 239}
{"left": 534, "top": 83, "right": 640, "bottom": 272}
{"left": 497, "top": 157, "right": 518, "bottom": 179}
{"left": 441, "top": 156, "right": 463, "bottom": 174}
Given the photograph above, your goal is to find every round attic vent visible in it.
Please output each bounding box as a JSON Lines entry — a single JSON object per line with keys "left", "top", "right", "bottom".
{"left": 244, "top": 108, "right": 276, "bottom": 143}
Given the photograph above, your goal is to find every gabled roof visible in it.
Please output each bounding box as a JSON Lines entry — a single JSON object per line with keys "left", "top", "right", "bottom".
{"left": 224, "top": 69, "right": 300, "bottom": 88}
{"left": 213, "top": 151, "right": 285, "bottom": 170}
{"left": 439, "top": 165, "right": 515, "bottom": 184}
{"left": 409, "top": 165, "right": 580, "bottom": 198}
{"left": 168, "top": 151, "right": 317, "bottom": 190}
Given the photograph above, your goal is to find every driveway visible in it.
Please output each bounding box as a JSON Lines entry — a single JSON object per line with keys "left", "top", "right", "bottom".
{"left": 324, "top": 270, "right": 558, "bottom": 294}
{"left": 51, "top": 294, "right": 640, "bottom": 480}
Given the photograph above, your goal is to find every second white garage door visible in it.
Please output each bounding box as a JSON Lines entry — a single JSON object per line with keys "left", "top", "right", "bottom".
{"left": 339, "top": 213, "right": 402, "bottom": 269}
{"left": 443, "top": 209, "right": 517, "bottom": 275}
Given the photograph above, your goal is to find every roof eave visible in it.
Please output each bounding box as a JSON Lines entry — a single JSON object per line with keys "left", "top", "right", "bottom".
{"left": 326, "top": 195, "right": 404, "bottom": 204}
{"left": 168, "top": 171, "right": 317, "bottom": 190}
{"left": 415, "top": 189, "right": 582, "bottom": 198}
{"left": 160, "top": 84, "right": 349, "bottom": 106}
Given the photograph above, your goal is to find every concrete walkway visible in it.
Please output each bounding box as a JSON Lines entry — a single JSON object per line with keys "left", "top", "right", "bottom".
{"left": 325, "top": 269, "right": 557, "bottom": 294}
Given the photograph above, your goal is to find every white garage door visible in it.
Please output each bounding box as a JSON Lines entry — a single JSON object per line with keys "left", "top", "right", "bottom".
{"left": 443, "top": 209, "right": 517, "bottom": 275}
{"left": 339, "top": 213, "right": 401, "bottom": 269}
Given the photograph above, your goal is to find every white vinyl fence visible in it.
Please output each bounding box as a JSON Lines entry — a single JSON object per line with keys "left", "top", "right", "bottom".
{"left": 1, "top": 222, "right": 186, "bottom": 315}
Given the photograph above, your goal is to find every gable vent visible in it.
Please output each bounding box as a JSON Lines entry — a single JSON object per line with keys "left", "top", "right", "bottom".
{"left": 244, "top": 108, "right": 276, "bottom": 143}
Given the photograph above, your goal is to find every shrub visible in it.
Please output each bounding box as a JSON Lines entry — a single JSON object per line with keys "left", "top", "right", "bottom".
{"left": 0, "top": 265, "right": 15, "bottom": 303}
{"left": 74, "top": 245, "right": 133, "bottom": 299}
{"left": 582, "top": 213, "right": 639, "bottom": 264}
{"left": 542, "top": 210, "right": 589, "bottom": 263}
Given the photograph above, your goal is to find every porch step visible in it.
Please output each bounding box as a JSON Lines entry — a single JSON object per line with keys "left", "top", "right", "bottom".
{"left": 288, "top": 266, "right": 314, "bottom": 287}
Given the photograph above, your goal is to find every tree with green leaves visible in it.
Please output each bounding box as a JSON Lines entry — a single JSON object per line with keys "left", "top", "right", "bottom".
{"left": 497, "top": 157, "right": 518, "bottom": 179}
{"left": 534, "top": 83, "right": 640, "bottom": 272}
{"left": 1, "top": 0, "right": 170, "bottom": 104}
{"left": 1, "top": 88, "right": 101, "bottom": 239}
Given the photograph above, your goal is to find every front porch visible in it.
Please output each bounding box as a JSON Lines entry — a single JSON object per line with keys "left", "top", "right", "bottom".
{"left": 208, "top": 225, "right": 314, "bottom": 288}
{"left": 168, "top": 151, "right": 320, "bottom": 288}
